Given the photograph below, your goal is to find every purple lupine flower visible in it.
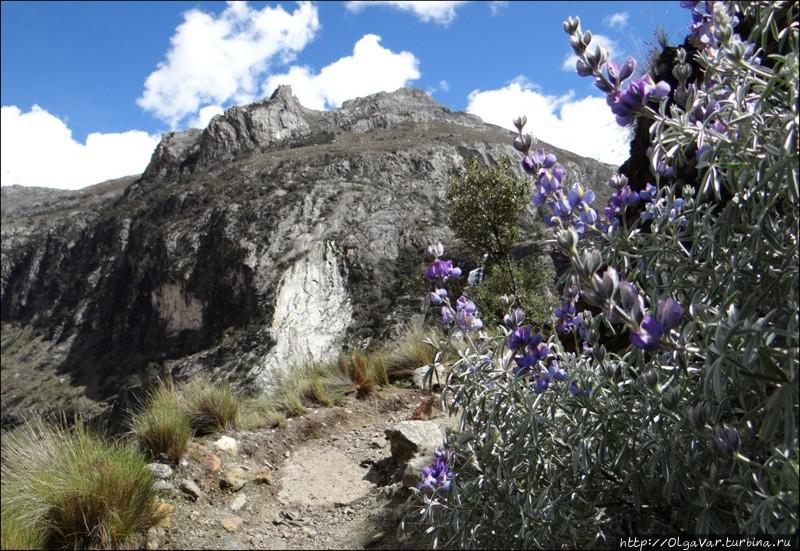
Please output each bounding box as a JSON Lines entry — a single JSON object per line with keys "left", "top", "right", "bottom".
{"left": 430, "top": 288, "right": 448, "bottom": 305}
{"left": 546, "top": 360, "right": 567, "bottom": 382}
{"left": 441, "top": 306, "right": 455, "bottom": 326}
{"left": 609, "top": 75, "right": 671, "bottom": 126}
{"left": 606, "top": 56, "right": 636, "bottom": 86}
{"left": 638, "top": 182, "right": 657, "bottom": 202}
{"left": 507, "top": 326, "right": 542, "bottom": 351}
{"left": 426, "top": 258, "right": 453, "bottom": 280}
{"left": 425, "top": 258, "right": 461, "bottom": 280}
{"left": 668, "top": 198, "right": 686, "bottom": 223}
{"left": 456, "top": 296, "right": 477, "bottom": 314}
{"left": 521, "top": 156, "right": 538, "bottom": 175}
{"left": 554, "top": 301, "right": 577, "bottom": 333}
{"left": 630, "top": 298, "right": 684, "bottom": 350}
{"left": 419, "top": 449, "right": 452, "bottom": 491}
{"left": 542, "top": 153, "right": 558, "bottom": 169}
{"left": 567, "top": 183, "right": 596, "bottom": 209}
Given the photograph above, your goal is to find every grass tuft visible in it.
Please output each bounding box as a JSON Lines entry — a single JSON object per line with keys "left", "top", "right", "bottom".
{"left": 239, "top": 396, "right": 286, "bottom": 430}
{"left": 180, "top": 377, "right": 239, "bottom": 435}
{"left": 381, "top": 324, "right": 439, "bottom": 380}
{"left": 1, "top": 419, "right": 164, "bottom": 549}
{"left": 130, "top": 381, "right": 190, "bottom": 463}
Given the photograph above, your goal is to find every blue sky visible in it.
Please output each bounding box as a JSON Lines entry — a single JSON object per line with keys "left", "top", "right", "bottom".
{"left": 1, "top": 1, "right": 692, "bottom": 189}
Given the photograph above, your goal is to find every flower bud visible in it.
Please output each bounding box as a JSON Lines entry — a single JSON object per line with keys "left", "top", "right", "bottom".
{"left": 712, "top": 425, "right": 740, "bottom": 456}
{"left": 513, "top": 133, "right": 532, "bottom": 153}
{"left": 661, "top": 387, "right": 680, "bottom": 410}
{"left": 642, "top": 369, "right": 659, "bottom": 387}
{"left": 687, "top": 403, "right": 710, "bottom": 432}
{"left": 503, "top": 308, "right": 526, "bottom": 328}
{"left": 513, "top": 115, "right": 527, "bottom": 131}
{"left": 570, "top": 35, "right": 585, "bottom": 55}
{"left": 578, "top": 249, "right": 602, "bottom": 277}
{"left": 575, "top": 59, "right": 593, "bottom": 77}
{"left": 556, "top": 227, "right": 579, "bottom": 257}
{"left": 619, "top": 56, "right": 636, "bottom": 82}
{"left": 619, "top": 281, "right": 639, "bottom": 310}
{"left": 600, "top": 267, "right": 619, "bottom": 297}
{"left": 562, "top": 16, "right": 580, "bottom": 35}
{"left": 593, "top": 344, "right": 607, "bottom": 364}
{"left": 582, "top": 30, "right": 592, "bottom": 46}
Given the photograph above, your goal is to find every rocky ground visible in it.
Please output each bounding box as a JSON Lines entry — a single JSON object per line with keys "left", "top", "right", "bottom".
{"left": 141, "top": 386, "right": 458, "bottom": 550}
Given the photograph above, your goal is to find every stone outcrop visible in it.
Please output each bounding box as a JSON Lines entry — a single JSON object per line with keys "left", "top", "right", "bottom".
{"left": 0, "top": 86, "right": 615, "bottom": 429}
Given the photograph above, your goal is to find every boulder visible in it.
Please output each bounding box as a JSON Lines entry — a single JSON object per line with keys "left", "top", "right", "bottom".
{"left": 385, "top": 421, "right": 445, "bottom": 463}
{"left": 412, "top": 365, "right": 447, "bottom": 391}
{"left": 179, "top": 479, "right": 202, "bottom": 501}
{"left": 213, "top": 436, "right": 239, "bottom": 455}
{"left": 146, "top": 463, "right": 173, "bottom": 479}
{"left": 221, "top": 516, "right": 244, "bottom": 533}
{"left": 220, "top": 466, "right": 248, "bottom": 491}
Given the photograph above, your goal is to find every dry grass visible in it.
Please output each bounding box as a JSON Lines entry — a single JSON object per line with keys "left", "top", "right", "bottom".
{"left": 380, "top": 323, "right": 439, "bottom": 380}
{"left": 1, "top": 419, "right": 164, "bottom": 549}
{"left": 130, "top": 381, "right": 191, "bottom": 463}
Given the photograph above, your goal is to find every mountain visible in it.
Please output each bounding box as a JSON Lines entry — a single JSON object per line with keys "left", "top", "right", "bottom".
{"left": 0, "top": 86, "right": 615, "bottom": 429}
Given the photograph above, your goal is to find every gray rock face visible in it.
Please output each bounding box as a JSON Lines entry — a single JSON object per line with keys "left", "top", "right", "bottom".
{"left": 0, "top": 86, "right": 615, "bottom": 428}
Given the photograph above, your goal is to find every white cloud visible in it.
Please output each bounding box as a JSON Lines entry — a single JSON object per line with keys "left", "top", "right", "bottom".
{"left": 466, "top": 77, "right": 630, "bottom": 165}
{"left": 138, "top": 1, "right": 319, "bottom": 128}
{"left": 1, "top": 105, "right": 159, "bottom": 190}
{"left": 438, "top": 79, "right": 450, "bottom": 92}
{"left": 345, "top": 1, "right": 466, "bottom": 25}
{"left": 188, "top": 104, "right": 224, "bottom": 129}
{"left": 262, "top": 34, "right": 420, "bottom": 111}
{"left": 489, "top": 1, "right": 509, "bottom": 16}
{"left": 603, "top": 11, "right": 629, "bottom": 30}
{"left": 561, "top": 33, "right": 618, "bottom": 72}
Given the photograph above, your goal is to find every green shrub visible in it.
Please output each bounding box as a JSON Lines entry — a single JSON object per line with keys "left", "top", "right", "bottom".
{"left": 406, "top": 2, "right": 799, "bottom": 546}
{"left": 471, "top": 257, "right": 557, "bottom": 330}
{"left": 130, "top": 382, "right": 190, "bottom": 462}
{"left": 1, "top": 419, "right": 164, "bottom": 549}
{"left": 180, "top": 377, "right": 239, "bottom": 435}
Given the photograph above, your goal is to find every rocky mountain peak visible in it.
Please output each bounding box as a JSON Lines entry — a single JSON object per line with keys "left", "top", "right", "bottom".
{"left": 141, "top": 87, "right": 489, "bottom": 181}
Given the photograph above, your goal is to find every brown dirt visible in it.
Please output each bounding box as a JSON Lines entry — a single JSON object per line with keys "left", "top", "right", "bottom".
{"left": 145, "top": 386, "right": 456, "bottom": 550}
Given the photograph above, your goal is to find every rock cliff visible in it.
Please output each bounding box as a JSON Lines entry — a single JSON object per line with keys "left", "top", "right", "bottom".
{"left": 1, "top": 86, "right": 615, "bottom": 428}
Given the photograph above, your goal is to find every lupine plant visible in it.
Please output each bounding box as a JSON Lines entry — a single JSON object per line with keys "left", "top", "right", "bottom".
{"left": 404, "top": 2, "right": 798, "bottom": 548}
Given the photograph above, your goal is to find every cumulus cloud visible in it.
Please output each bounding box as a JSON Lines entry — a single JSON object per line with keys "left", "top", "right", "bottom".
{"left": 188, "top": 104, "right": 224, "bottom": 129}
{"left": 561, "top": 33, "right": 618, "bottom": 72}
{"left": 466, "top": 77, "right": 630, "bottom": 165}
{"left": 262, "top": 34, "right": 420, "bottom": 111}
{"left": 603, "top": 11, "right": 629, "bottom": 30}
{"left": 138, "top": 1, "right": 319, "bottom": 127}
{"left": 345, "top": 1, "right": 466, "bottom": 25}
{"left": 1, "top": 105, "right": 159, "bottom": 190}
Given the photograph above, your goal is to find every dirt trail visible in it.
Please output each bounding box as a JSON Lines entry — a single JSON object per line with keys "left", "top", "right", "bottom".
{"left": 150, "top": 387, "right": 456, "bottom": 550}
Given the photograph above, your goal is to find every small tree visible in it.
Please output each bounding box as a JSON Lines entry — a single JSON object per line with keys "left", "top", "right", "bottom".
{"left": 447, "top": 156, "right": 529, "bottom": 260}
